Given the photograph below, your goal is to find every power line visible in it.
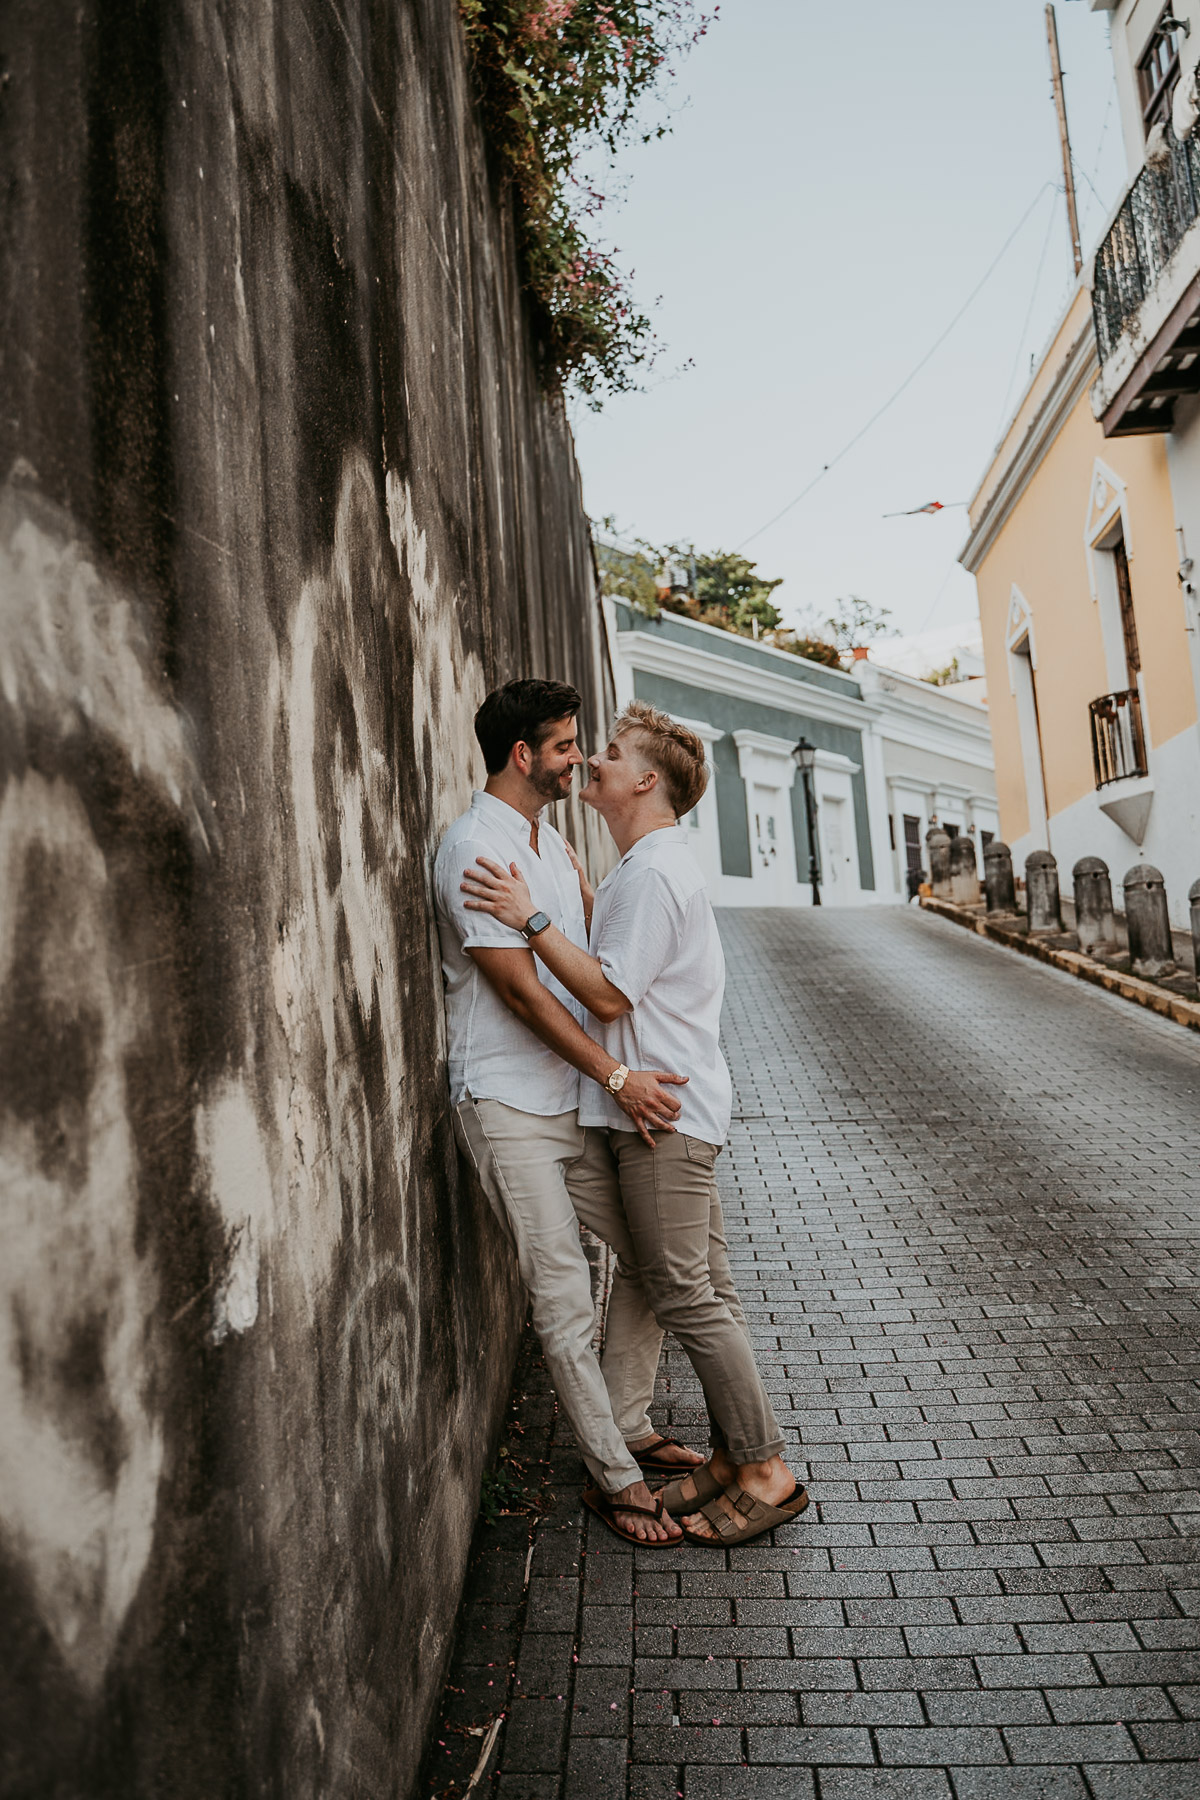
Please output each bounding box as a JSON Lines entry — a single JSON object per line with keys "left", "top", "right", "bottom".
{"left": 993, "top": 186, "right": 1060, "bottom": 441}
{"left": 913, "top": 560, "right": 962, "bottom": 637}
{"left": 991, "top": 82, "right": 1117, "bottom": 446}
{"left": 1074, "top": 157, "right": 1108, "bottom": 219}
{"left": 1075, "top": 86, "right": 1115, "bottom": 240}
{"left": 735, "top": 181, "right": 1056, "bottom": 552}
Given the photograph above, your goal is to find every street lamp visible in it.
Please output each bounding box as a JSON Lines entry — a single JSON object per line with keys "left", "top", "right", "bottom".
{"left": 791, "top": 736, "right": 822, "bottom": 906}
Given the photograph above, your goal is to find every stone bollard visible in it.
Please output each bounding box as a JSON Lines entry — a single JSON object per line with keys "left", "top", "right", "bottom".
{"left": 926, "top": 827, "right": 952, "bottom": 899}
{"left": 1123, "top": 864, "right": 1176, "bottom": 979}
{"left": 1073, "top": 856, "right": 1119, "bottom": 956}
{"left": 948, "top": 831, "right": 982, "bottom": 905}
{"left": 984, "top": 840, "right": 1017, "bottom": 916}
{"left": 1025, "top": 849, "right": 1063, "bottom": 934}
{"left": 1191, "top": 879, "right": 1200, "bottom": 988}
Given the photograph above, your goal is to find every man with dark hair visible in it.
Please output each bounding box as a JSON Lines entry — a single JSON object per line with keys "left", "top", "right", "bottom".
{"left": 461, "top": 701, "right": 808, "bottom": 1548}
{"left": 434, "top": 679, "right": 695, "bottom": 1543}
{"left": 472, "top": 678, "right": 583, "bottom": 778}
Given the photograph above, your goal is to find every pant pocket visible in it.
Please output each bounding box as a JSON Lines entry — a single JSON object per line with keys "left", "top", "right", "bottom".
{"left": 682, "top": 1134, "right": 718, "bottom": 1168}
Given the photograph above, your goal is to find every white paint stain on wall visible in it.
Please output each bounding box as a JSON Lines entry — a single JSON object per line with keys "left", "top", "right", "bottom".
{"left": 268, "top": 454, "right": 485, "bottom": 1325}
{"left": 0, "top": 479, "right": 206, "bottom": 1692}
{"left": 0, "top": 451, "right": 497, "bottom": 1715}
{"left": 0, "top": 772, "right": 165, "bottom": 1695}
{"left": 0, "top": 475, "right": 210, "bottom": 849}
{"left": 197, "top": 1083, "right": 276, "bottom": 1342}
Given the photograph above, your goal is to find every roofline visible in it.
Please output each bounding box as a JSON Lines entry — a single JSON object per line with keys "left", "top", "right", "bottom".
{"left": 959, "top": 312, "right": 1099, "bottom": 574}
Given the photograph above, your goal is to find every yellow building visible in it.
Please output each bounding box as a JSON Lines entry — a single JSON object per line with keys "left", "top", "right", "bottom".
{"left": 963, "top": 4, "right": 1200, "bottom": 927}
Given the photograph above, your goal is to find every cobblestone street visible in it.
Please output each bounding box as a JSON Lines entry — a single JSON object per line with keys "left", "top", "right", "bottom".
{"left": 426, "top": 905, "right": 1200, "bottom": 1800}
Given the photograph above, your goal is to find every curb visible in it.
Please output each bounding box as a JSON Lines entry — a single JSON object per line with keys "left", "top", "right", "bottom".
{"left": 919, "top": 894, "right": 1200, "bottom": 1036}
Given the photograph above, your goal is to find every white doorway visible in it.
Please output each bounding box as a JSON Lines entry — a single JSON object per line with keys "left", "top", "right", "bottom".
{"left": 819, "top": 795, "right": 852, "bottom": 893}
{"left": 732, "top": 730, "right": 801, "bottom": 904}
{"left": 751, "top": 781, "right": 795, "bottom": 904}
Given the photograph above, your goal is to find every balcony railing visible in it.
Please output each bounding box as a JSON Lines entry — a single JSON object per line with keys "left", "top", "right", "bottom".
{"left": 1093, "top": 132, "right": 1200, "bottom": 368}
{"left": 1090, "top": 688, "right": 1148, "bottom": 788}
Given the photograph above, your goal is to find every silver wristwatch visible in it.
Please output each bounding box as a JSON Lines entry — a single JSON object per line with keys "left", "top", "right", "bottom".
{"left": 520, "top": 910, "right": 551, "bottom": 941}
{"left": 605, "top": 1063, "right": 630, "bottom": 1094}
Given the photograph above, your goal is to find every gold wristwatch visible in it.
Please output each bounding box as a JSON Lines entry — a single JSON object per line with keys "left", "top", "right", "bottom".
{"left": 605, "top": 1064, "right": 630, "bottom": 1094}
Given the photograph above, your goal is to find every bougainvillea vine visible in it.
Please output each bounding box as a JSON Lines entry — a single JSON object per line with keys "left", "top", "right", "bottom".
{"left": 459, "top": 0, "right": 715, "bottom": 402}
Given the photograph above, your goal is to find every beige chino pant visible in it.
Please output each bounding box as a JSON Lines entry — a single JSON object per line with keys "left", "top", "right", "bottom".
{"left": 568, "top": 1128, "right": 785, "bottom": 1466}
{"left": 453, "top": 1097, "right": 644, "bottom": 1495}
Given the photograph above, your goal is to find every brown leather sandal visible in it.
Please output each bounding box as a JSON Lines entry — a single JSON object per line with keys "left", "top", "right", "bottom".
{"left": 681, "top": 1481, "right": 810, "bottom": 1548}
{"left": 582, "top": 1486, "right": 681, "bottom": 1546}
{"left": 655, "top": 1461, "right": 726, "bottom": 1517}
{"left": 630, "top": 1434, "right": 705, "bottom": 1476}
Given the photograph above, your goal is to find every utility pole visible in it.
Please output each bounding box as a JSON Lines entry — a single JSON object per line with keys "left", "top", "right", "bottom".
{"left": 1046, "top": 2, "right": 1083, "bottom": 277}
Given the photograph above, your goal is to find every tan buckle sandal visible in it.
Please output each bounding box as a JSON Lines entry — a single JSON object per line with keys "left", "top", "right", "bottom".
{"left": 655, "top": 1460, "right": 726, "bottom": 1517}
{"left": 681, "top": 1480, "right": 810, "bottom": 1547}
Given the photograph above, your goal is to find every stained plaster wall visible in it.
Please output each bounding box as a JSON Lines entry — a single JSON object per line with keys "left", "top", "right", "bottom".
{"left": 0, "top": 1, "right": 612, "bottom": 1794}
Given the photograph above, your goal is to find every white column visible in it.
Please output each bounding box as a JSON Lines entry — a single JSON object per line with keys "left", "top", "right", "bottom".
{"left": 860, "top": 721, "right": 899, "bottom": 903}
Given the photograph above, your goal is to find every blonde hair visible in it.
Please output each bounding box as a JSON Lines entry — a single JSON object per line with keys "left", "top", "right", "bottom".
{"left": 613, "top": 701, "right": 709, "bottom": 817}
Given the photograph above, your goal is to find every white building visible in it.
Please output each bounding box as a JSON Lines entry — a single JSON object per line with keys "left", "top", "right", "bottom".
{"left": 856, "top": 659, "right": 999, "bottom": 901}
{"left": 603, "top": 597, "right": 997, "bottom": 907}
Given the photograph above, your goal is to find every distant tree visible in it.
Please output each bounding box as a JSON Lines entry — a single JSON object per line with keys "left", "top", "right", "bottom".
{"left": 822, "top": 594, "right": 892, "bottom": 655}
{"left": 594, "top": 525, "right": 787, "bottom": 641}
{"left": 686, "top": 549, "right": 784, "bottom": 636}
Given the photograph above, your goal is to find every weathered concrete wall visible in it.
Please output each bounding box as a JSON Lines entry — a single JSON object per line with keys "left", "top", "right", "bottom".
{"left": 0, "top": 2, "right": 612, "bottom": 1793}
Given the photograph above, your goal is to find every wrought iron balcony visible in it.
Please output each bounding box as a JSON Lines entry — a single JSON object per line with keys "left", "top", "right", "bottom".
{"left": 1091, "top": 132, "right": 1200, "bottom": 436}
{"left": 1089, "top": 688, "right": 1148, "bottom": 789}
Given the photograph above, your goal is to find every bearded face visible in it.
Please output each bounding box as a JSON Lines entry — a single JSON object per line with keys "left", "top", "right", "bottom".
{"left": 526, "top": 716, "right": 580, "bottom": 804}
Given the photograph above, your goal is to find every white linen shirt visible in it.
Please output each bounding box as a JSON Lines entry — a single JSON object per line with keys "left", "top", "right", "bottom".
{"left": 434, "top": 790, "right": 587, "bottom": 1115}
{"left": 578, "top": 823, "right": 733, "bottom": 1147}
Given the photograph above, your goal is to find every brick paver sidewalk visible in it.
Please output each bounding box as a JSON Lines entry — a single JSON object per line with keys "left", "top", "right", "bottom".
{"left": 424, "top": 906, "right": 1200, "bottom": 1800}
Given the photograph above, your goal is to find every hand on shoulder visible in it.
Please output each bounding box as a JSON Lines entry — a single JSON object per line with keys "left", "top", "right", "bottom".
{"left": 461, "top": 855, "right": 532, "bottom": 930}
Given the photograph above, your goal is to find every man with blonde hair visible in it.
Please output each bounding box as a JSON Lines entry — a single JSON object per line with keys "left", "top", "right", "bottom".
{"left": 462, "top": 701, "right": 808, "bottom": 1547}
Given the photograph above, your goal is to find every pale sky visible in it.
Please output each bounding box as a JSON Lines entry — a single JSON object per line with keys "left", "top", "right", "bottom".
{"left": 570, "top": 0, "right": 1128, "bottom": 643}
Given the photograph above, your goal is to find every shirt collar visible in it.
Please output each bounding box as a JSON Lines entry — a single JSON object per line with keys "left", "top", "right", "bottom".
{"left": 471, "top": 789, "right": 541, "bottom": 847}
{"left": 617, "top": 822, "right": 687, "bottom": 869}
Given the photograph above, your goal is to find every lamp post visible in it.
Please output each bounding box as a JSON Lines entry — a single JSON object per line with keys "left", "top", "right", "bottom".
{"left": 792, "top": 736, "right": 821, "bottom": 906}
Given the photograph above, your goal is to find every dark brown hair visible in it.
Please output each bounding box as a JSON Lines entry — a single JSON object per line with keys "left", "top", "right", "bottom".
{"left": 474, "top": 679, "right": 583, "bottom": 775}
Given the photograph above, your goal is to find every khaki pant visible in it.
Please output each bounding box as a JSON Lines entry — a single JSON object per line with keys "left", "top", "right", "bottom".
{"left": 568, "top": 1128, "right": 785, "bottom": 1466}
{"left": 453, "top": 1097, "right": 644, "bottom": 1494}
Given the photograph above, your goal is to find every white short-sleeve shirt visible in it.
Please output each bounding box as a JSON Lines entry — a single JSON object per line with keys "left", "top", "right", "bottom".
{"left": 434, "top": 791, "right": 587, "bottom": 1115}
{"left": 577, "top": 823, "right": 732, "bottom": 1147}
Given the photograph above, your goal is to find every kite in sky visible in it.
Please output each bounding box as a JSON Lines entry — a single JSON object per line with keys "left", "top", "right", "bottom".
{"left": 883, "top": 500, "right": 946, "bottom": 517}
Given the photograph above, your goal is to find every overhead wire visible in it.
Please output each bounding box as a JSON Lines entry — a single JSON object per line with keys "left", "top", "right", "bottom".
{"left": 1075, "top": 158, "right": 1109, "bottom": 220}
{"left": 992, "top": 185, "right": 1061, "bottom": 442}
{"left": 912, "top": 560, "right": 962, "bottom": 638}
{"left": 1075, "top": 86, "right": 1116, "bottom": 240}
{"left": 915, "top": 99, "right": 1120, "bottom": 656}
{"left": 916, "top": 88, "right": 1119, "bottom": 649}
{"left": 992, "top": 73, "right": 1120, "bottom": 449}
{"left": 735, "top": 180, "right": 1056, "bottom": 552}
